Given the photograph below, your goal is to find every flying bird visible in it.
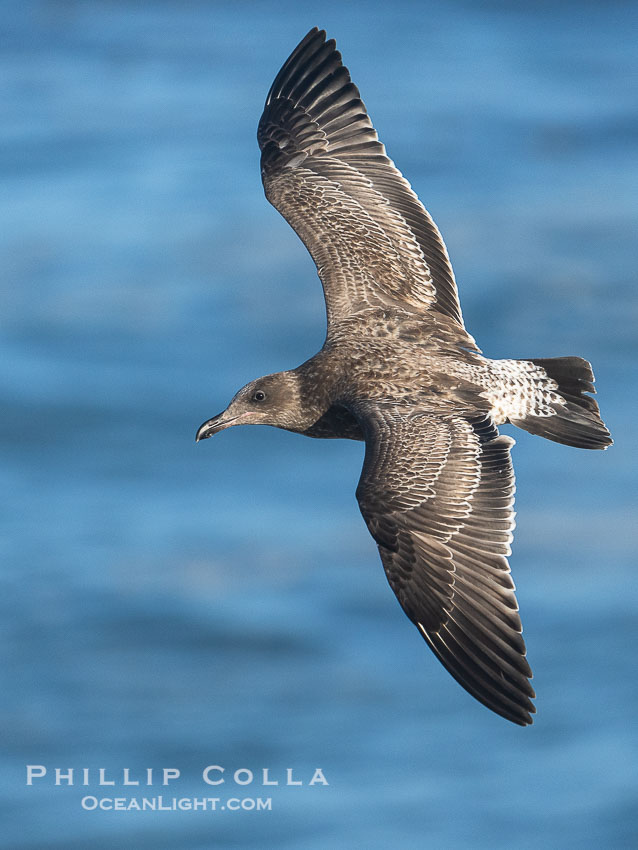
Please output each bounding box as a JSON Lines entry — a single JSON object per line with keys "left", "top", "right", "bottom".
{"left": 196, "top": 28, "right": 612, "bottom": 725}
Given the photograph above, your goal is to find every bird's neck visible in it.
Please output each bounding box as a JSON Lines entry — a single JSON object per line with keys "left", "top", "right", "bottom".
{"left": 287, "top": 355, "right": 339, "bottom": 433}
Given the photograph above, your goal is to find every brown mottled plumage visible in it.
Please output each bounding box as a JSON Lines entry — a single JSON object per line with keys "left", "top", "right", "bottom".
{"left": 196, "top": 29, "right": 612, "bottom": 725}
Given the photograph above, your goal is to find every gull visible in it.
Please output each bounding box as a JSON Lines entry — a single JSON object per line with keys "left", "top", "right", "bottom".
{"left": 196, "top": 28, "right": 612, "bottom": 725}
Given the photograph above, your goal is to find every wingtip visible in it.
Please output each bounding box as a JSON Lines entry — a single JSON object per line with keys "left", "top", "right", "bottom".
{"left": 300, "top": 26, "right": 326, "bottom": 47}
{"left": 495, "top": 692, "right": 536, "bottom": 727}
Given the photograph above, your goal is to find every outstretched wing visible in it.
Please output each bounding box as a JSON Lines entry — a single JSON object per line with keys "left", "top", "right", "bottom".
{"left": 355, "top": 404, "right": 535, "bottom": 725}
{"left": 258, "top": 28, "right": 464, "bottom": 329}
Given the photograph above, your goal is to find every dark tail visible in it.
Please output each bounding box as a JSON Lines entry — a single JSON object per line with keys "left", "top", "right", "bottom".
{"left": 509, "top": 356, "right": 613, "bottom": 450}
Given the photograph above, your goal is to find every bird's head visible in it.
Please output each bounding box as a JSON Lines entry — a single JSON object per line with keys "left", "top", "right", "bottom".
{"left": 196, "top": 371, "right": 305, "bottom": 441}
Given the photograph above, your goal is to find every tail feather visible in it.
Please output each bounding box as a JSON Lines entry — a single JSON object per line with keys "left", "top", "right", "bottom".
{"left": 510, "top": 356, "right": 612, "bottom": 450}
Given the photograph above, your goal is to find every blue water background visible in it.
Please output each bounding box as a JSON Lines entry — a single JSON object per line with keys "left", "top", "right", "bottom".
{"left": 1, "top": 1, "right": 637, "bottom": 847}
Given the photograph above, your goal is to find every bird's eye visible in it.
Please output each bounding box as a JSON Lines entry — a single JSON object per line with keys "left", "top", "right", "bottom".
{"left": 253, "top": 390, "right": 266, "bottom": 402}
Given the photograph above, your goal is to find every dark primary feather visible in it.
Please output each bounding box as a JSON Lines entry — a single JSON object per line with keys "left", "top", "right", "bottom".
{"left": 257, "top": 27, "right": 465, "bottom": 329}
{"left": 355, "top": 405, "right": 535, "bottom": 726}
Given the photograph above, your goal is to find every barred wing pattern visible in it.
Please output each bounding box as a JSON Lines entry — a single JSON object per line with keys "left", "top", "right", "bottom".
{"left": 355, "top": 406, "right": 535, "bottom": 725}
{"left": 258, "top": 28, "right": 464, "bottom": 328}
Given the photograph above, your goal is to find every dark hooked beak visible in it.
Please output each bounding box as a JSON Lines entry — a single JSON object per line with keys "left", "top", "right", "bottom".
{"left": 195, "top": 413, "right": 237, "bottom": 442}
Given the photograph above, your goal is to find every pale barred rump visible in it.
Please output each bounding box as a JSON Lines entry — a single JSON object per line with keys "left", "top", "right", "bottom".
{"left": 483, "top": 359, "right": 565, "bottom": 424}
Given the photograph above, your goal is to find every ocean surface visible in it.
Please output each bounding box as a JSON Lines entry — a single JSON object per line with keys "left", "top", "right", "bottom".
{"left": 2, "top": 2, "right": 637, "bottom": 848}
